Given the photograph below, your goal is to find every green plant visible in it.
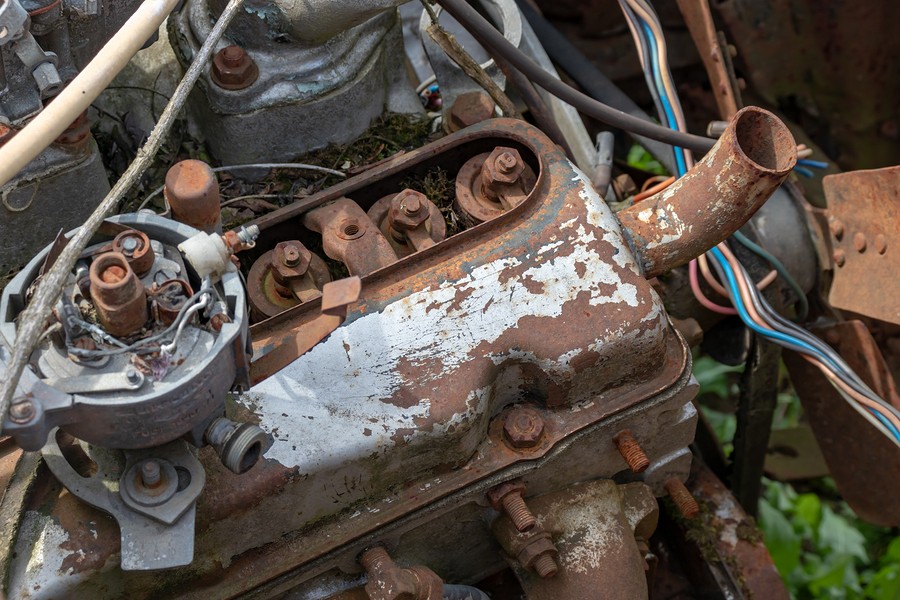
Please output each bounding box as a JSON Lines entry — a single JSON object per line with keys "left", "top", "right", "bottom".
{"left": 693, "top": 354, "right": 900, "bottom": 599}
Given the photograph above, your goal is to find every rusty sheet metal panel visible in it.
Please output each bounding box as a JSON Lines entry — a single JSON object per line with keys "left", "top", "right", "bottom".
{"left": 3, "top": 121, "right": 697, "bottom": 598}
{"left": 825, "top": 166, "right": 900, "bottom": 326}
{"left": 784, "top": 321, "right": 900, "bottom": 527}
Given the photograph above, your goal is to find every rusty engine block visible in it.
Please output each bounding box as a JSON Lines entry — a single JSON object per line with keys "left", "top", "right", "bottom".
{"left": 0, "top": 102, "right": 798, "bottom": 598}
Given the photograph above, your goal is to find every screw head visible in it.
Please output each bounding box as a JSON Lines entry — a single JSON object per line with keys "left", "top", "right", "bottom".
{"left": 875, "top": 234, "right": 887, "bottom": 255}
{"left": 503, "top": 407, "right": 544, "bottom": 448}
{"left": 125, "top": 367, "right": 141, "bottom": 384}
{"left": 853, "top": 232, "right": 867, "bottom": 252}
{"left": 829, "top": 219, "right": 844, "bottom": 240}
{"left": 8, "top": 399, "right": 35, "bottom": 424}
{"left": 121, "top": 236, "right": 139, "bottom": 254}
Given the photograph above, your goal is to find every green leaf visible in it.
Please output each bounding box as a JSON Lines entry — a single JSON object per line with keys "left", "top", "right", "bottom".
{"left": 807, "top": 553, "right": 861, "bottom": 597}
{"left": 795, "top": 493, "right": 823, "bottom": 534}
{"left": 865, "top": 564, "right": 900, "bottom": 600}
{"left": 884, "top": 538, "right": 900, "bottom": 564}
{"left": 759, "top": 497, "right": 801, "bottom": 575}
{"left": 819, "top": 506, "right": 869, "bottom": 563}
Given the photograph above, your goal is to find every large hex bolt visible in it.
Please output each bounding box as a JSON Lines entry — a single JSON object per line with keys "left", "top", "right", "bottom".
{"left": 272, "top": 241, "right": 312, "bottom": 284}
{"left": 614, "top": 430, "right": 650, "bottom": 473}
{"left": 89, "top": 252, "right": 148, "bottom": 338}
{"left": 447, "top": 91, "right": 495, "bottom": 133}
{"left": 165, "top": 160, "right": 223, "bottom": 234}
{"left": 359, "top": 546, "right": 444, "bottom": 600}
{"left": 210, "top": 45, "right": 259, "bottom": 91}
{"left": 488, "top": 480, "right": 537, "bottom": 532}
{"left": 386, "top": 189, "right": 435, "bottom": 251}
{"left": 480, "top": 147, "right": 529, "bottom": 209}
{"left": 665, "top": 477, "right": 700, "bottom": 519}
{"left": 517, "top": 531, "right": 559, "bottom": 579}
{"left": 503, "top": 407, "right": 544, "bottom": 449}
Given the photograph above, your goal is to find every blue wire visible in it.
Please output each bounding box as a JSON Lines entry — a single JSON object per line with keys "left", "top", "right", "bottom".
{"left": 639, "top": 20, "right": 687, "bottom": 176}
{"left": 797, "top": 158, "right": 828, "bottom": 169}
{"left": 631, "top": 9, "right": 900, "bottom": 446}
{"left": 793, "top": 165, "right": 814, "bottom": 179}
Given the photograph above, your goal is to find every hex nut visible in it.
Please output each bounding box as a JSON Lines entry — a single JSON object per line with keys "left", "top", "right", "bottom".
{"left": 272, "top": 241, "right": 312, "bottom": 282}
{"left": 388, "top": 190, "right": 431, "bottom": 231}
{"left": 211, "top": 45, "right": 259, "bottom": 90}
{"left": 487, "top": 480, "right": 527, "bottom": 510}
{"left": 482, "top": 147, "right": 525, "bottom": 186}
{"left": 503, "top": 407, "right": 544, "bottom": 448}
{"left": 447, "top": 91, "right": 495, "bottom": 132}
{"left": 517, "top": 532, "right": 559, "bottom": 577}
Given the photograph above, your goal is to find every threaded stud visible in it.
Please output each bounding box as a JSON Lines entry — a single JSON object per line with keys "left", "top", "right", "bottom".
{"left": 614, "top": 430, "right": 650, "bottom": 473}
{"left": 502, "top": 492, "right": 537, "bottom": 532}
{"left": 665, "top": 477, "right": 700, "bottom": 519}
{"left": 533, "top": 553, "right": 558, "bottom": 578}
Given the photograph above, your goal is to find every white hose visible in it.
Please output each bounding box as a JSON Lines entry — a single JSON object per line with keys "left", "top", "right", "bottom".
{"left": 0, "top": 0, "right": 180, "bottom": 188}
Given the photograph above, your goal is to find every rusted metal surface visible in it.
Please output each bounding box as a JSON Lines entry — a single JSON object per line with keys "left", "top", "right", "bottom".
{"left": 164, "top": 160, "right": 223, "bottom": 235}
{"left": 784, "top": 320, "right": 900, "bottom": 526}
{"left": 617, "top": 107, "right": 796, "bottom": 279}
{"left": 502, "top": 407, "right": 545, "bottom": 449}
{"left": 149, "top": 278, "right": 193, "bottom": 326}
{"left": 675, "top": 0, "right": 740, "bottom": 119}
{"left": 359, "top": 546, "right": 443, "bottom": 600}
{"left": 493, "top": 480, "right": 658, "bottom": 600}
{"left": 446, "top": 91, "right": 495, "bottom": 133}
{"left": 210, "top": 45, "right": 259, "bottom": 91}
{"left": 88, "top": 252, "right": 148, "bottom": 338}
{"left": 5, "top": 120, "right": 698, "bottom": 598}
{"left": 304, "top": 197, "right": 399, "bottom": 276}
{"left": 712, "top": 0, "right": 900, "bottom": 170}
{"left": 111, "top": 229, "right": 155, "bottom": 276}
{"left": 367, "top": 190, "right": 446, "bottom": 257}
{"left": 662, "top": 460, "right": 789, "bottom": 600}
{"left": 246, "top": 242, "right": 331, "bottom": 320}
{"left": 825, "top": 165, "right": 900, "bottom": 325}
{"left": 454, "top": 147, "right": 537, "bottom": 227}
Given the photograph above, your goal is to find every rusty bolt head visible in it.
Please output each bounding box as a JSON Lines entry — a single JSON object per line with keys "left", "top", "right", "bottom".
{"left": 447, "top": 91, "right": 495, "bottom": 132}
{"left": 853, "top": 232, "right": 867, "bottom": 253}
{"left": 211, "top": 45, "right": 259, "bottom": 91}
{"left": 482, "top": 147, "right": 525, "bottom": 186}
{"left": 517, "top": 532, "right": 559, "bottom": 578}
{"left": 272, "top": 241, "right": 312, "bottom": 281}
{"left": 833, "top": 249, "right": 846, "bottom": 267}
{"left": 8, "top": 399, "right": 35, "bottom": 424}
{"left": 875, "top": 234, "right": 887, "bottom": 255}
{"left": 388, "top": 190, "right": 430, "bottom": 231}
{"left": 503, "top": 407, "right": 544, "bottom": 449}
{"left": 829, "top": 218, "right": 844, "bottom": 240}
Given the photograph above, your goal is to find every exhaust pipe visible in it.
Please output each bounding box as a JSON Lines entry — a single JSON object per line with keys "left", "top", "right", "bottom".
{"left": 616, "top": 106, "right": 797, "bottom": 279}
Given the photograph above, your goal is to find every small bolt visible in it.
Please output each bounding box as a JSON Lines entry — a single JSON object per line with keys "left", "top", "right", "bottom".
{"left": 501, "top": 491, "right": 537, "bottom": 532}
{"left": 359, "top": 545, "right": 393, "bottom": 574}
{"left": 614, "top": 430, "right": 650, "bottom": 473}
{"left": 221, "top": 45, "right": 245, "bottom": 68}
{"left": 282, "top": 244, "right": 301, "bottom": 267}
{"left": 532, "top": 553, "right": 559, "bottom": 579}
{"left": 829, "top": 219, "right": 844, "bottom": 240}
{"left": 401, "top": 194, "right": 422, "bottom": 216}
{"left": 8, "top": 399, "right": 35, "bottom": 424}
{"left": 496, "top": 151, "right": 518, "bottom": 174}
{"left": 665, "top": 478, "right": 699, "bottom": 519}
{"left": 125, "top": 367, "right": 141, "bottom": 385}
{"left": 833, "top": 249, "right": 846, "bottom": 267}
{"left": 121, "top": 236, "right": 139, "bottom": 255}
{"left": 853, "top": 232, "right": 867, "bottom": 252}
{"left": 237, "top": 224, "right": 260, "bottom": 246}
{"left": 875, "top": 234, "right": 887, "bottom": 254}
{"left": 140, "top": 460, "right": 162, "bottom": 488}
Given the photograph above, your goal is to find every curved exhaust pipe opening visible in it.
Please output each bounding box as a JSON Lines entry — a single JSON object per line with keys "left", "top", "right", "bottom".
{"left": 733, "top": 109, "right": 795, "bottom": 174}
{"left": 616, "top": 106, "right": 797, "bottom": 279}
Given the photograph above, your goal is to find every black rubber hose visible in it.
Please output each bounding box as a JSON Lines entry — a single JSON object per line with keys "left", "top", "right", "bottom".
{"left": 443, "top": 584, "right": 492, "bottom": 600}
{"left": 433, "top": 0, "right": 715, "bottom": 154}
{"left": 514, "top": 0, "right": 678, "bottom": 173}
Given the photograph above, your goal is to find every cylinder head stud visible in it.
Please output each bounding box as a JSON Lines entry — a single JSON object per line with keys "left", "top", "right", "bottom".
{"left": 665, "top": 477, "right": 700, "bottom": 519}
{"left": 614, "top": 430, "right": 650, "bottom": 473}
{"left": 140, "top": 460, "right": 162, "bottom": 488}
